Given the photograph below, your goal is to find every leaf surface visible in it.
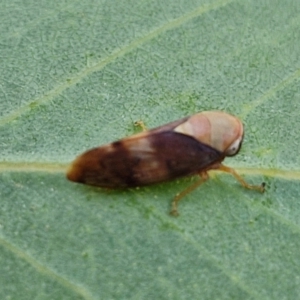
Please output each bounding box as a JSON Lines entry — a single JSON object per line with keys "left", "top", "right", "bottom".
{"left": 1, "top": 0, "right": 300, "bottom": 299}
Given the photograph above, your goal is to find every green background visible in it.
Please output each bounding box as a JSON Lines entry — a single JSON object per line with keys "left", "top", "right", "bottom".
{"left": 1, "top": 0, "right": 300, "bottom": 299}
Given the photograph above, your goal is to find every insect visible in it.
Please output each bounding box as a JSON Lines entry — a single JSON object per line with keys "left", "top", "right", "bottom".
{"left": 67, "top": 111, "right": 265, "bottom": 216}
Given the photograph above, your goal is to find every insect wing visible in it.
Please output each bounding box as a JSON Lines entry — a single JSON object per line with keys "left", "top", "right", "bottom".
{"left": 67, "top": 130, "right": 223, "bottom": 188}
{"left": 135, "top": 131, "right": 223, "bottom": 184}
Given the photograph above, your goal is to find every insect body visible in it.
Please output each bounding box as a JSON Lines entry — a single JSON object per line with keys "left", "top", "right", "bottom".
{"left": 67, "top": 111, "right": 265, "bottom": 215}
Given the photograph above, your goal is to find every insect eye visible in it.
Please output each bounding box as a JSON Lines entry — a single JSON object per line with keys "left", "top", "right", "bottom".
{"left": 226, "top": 138, "right": 242, "bottom": 156}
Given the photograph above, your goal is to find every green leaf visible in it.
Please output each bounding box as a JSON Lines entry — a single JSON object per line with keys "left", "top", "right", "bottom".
{"left": 1, "top": 0, "right": 300, "bottom": 299}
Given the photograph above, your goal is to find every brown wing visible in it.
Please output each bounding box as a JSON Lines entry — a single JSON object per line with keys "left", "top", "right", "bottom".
{"left": 67, "top": 131, "right": 224, "bottom": 188}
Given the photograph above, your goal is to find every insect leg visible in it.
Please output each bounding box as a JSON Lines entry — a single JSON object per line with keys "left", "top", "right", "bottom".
{"left": 170, "top": 172, "right": 209, "bottom": 217}
{"left": 218, "top": 164, "right": 265, "bottom": 192}
{"left": 134, "top": 120, "right": 147, "bottom": 132}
